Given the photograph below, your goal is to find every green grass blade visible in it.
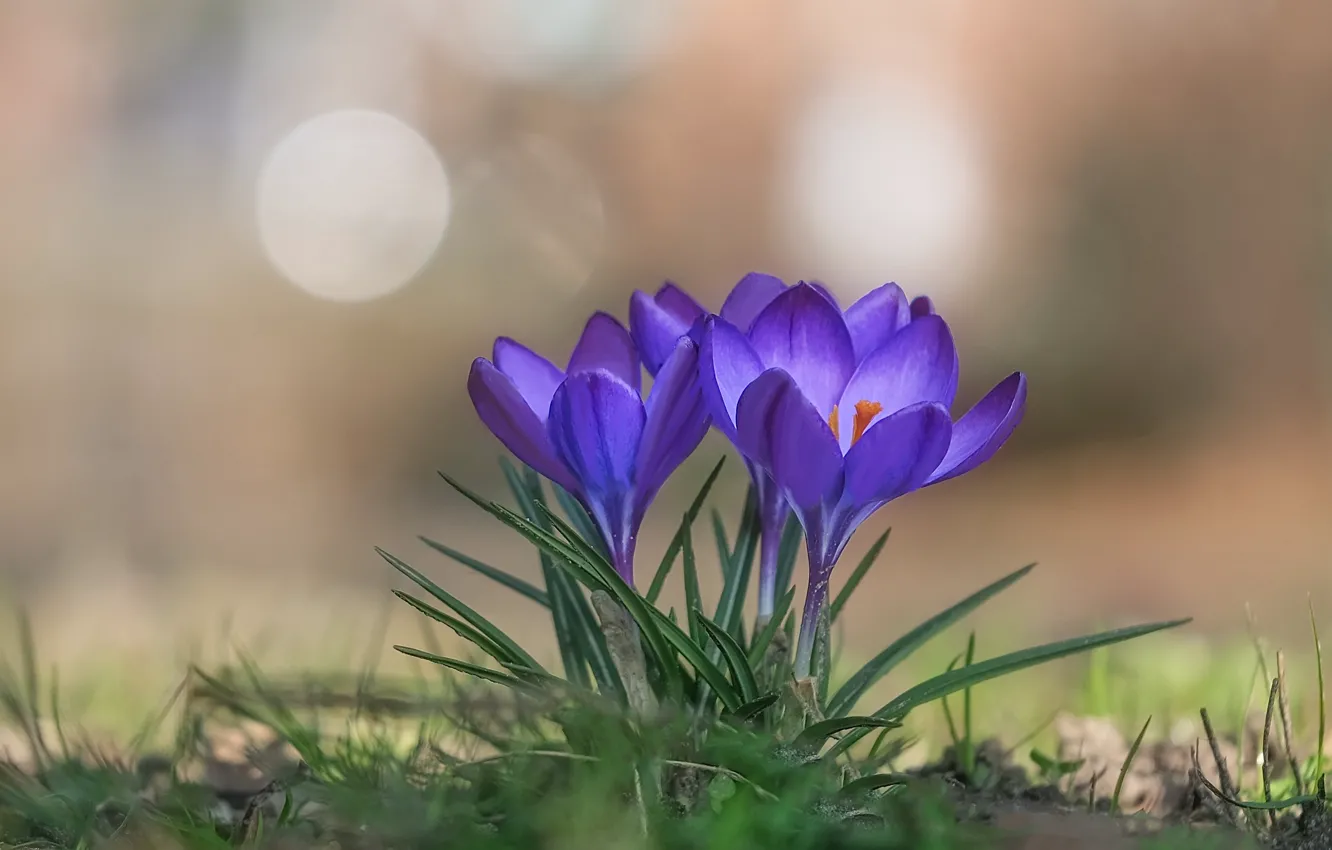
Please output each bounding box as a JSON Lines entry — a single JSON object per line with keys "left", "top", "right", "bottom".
{"left": 713, "top": 484, "right": 759, "bottom": 641}
{"left": 501, "top": 462, "right": 595, "bottom": 692}
{"left": 724, "top": 694, "right": 779, "bottom": 724}
{"left": 839, "top": 774, "right": 909, "bottom": 797}
{"left": 1112, "top": 715, "right": 1151, "bottom": 812}
{"left": 1312, "top": 598, "right": 1326, "bottom": 786}
{"left": 829, "top": 529, "right": 890, "bottom": 623}
{"left": 418, "top": 535, "right": 550, "bottom": 608}
{"left": 646, "top": 606, "right": 742, "bottom": 711}
{"left": 392, "top": 646, "right": 542, "bottom": 693}
{"left": 379, "top": 547, "right": 545, "bottom": 673}
{"left": 826, "top": 563, "right": 1036, "bottom": 717}
{"left": 711, "top": 509, "right": 731, "bottom": 577}
{"left": 961, "top": 631, "right": 977, "bottom": 777}
{"left": 391, "top": 590, "right": 514, "bottom": 666}
{"left": 682, "top": 519, "right": 704, "bottom": 644}
{"left": 645, "top": 456, "right": 726, "bottom": 604}
{"left": 773, "top": 513, "right": 803, "bottom": 603}
{"left": 795, "top": 716, "right": 901, "bottom": 756}
{"left": 747, "top": 587, "right": 796, "bottom": 669}
{"left": 695, "top": 610, "right": 760, "bottom": 703}
{"left": 828, "top": 618, "right": 1191, "bottom": 759}
{"left": 551, "top": 485, "right": 608, "bottom": 558}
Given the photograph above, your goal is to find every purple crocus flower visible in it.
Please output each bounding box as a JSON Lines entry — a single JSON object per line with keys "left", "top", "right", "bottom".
{"left": 468, "top": 312, "right": 711, "bottom": 585}
{"left": 630, "top": 272, "right": 941, "bottom": 625}
{"left": 699, "top": 283, "right": 1027, "bottom": 678}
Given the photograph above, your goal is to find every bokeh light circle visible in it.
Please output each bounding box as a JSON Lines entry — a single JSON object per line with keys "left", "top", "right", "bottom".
{"left": 777, "top": 78, "right": 989, "bottom": 303}
{"left": 255, "top": 109, "right": 451, "bottom": 302}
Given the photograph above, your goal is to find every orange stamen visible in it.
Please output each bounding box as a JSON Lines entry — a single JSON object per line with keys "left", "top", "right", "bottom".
{"left": 828, "top": 405, "right": 840, "bottom": 440}
{"left": 851, "top": 400, "right": 883, "bottom": 445}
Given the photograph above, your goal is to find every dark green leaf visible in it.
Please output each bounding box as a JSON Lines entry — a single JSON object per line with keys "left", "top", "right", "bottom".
{"left": 827, "top": 618, "right": 1192, "bottom": 759}
{"left": 827, "top": 563, "right": 1036, "bottom": 717}
{"left": 696, "top": 610, "right": 760, "bottom": 703}
{"left": 795, "top": 717, "right": 901, "bottom": 756}
{"left": 829, "top": 529, "right": 889, "bottom": 623}
{"left": 501, "top": 462, "right": 594, "bottom": 692}
{"left": 391, "top": 590, "right": 512, "bottom": 667}
{"left": 392, "top": 646, "right": 541, "bottom": 693}
{"left": 551, "top": 485, "right": 608, "bottom": 559}
{"left": 379, "top": 547, "right": 545, "bottom": 673}
{"left": 645, "top": 457, "right": 726, "bottom": 604}
{"left": 683, "top": 519, "right": 703, "bottom": 644}
{"left": 646, "top": 605, "right": 743, "bottom": 711}
{"left": 418, "top": 535, "right": 549, "bottom": 608}
{"left": 714, "top": 484, "right": 759, "bottom": 642}
{"left": 839, "top": 773, "right": 910, "bottom": 797}
{"left": 724, "top": 694, "right": 779, "bottom": 724}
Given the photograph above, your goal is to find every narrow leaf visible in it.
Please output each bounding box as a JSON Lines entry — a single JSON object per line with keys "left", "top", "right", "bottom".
{"left": 829, "top": 529, "right": 889, "bottom": 623}
{"left": 839, "top": 773, "right": 910, "bottom": 797}
{"left": 683, "top": 519, "right": 703, "bottom": 644}
{"left": 827, "top": 618, "right": 1192, "bottom": 759}
{"left": 392, "top": 646, "right": 541, "bottom": 693}
{"left": 713, "top": 484, "right": 759, "bottom": 640}
{"left": 379, "top": 547, "right": 544, "bottom": 673}
{"left": 773, "top": 513, "right": 803, "bottom": 604}
{"left": 696, "top": 610, "right": 760, "bottom": 703}
{"left": 645, "top": 456, "right": 726, "bottom": 604}
{"left": 724, "top": 693, "right": 779, "bottom": 724}
{"left": 418, "top": 535, "right": 549, "bottom": 608}
{"left": 827, "top": 563, "right": 1036, "bottom": 717}
{"left": 795, "top": 716, "right": 901, "bottom": 755}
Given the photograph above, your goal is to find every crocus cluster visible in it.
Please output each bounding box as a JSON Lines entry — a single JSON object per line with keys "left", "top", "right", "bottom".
{"left": 469, "top": 273, "right": 1026, "bottom": 680}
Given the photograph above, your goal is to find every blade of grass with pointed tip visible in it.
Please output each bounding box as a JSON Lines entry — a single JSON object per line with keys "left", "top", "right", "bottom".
{"left": 827, "top": 563, "right": 1036, "bottom": 717}
{"left": 711, "top": 509, "right": 731, "bottom": 576}
{"left": 645, "top": 456, "right": 726, "bottom": 604}
{"left": 418, "top": 535, "right": 550, "bottom": 608}
{"left": 724, "top": 694, "right": 780, "bottom": 724}
{"left": 829, "top": 529, "right": 890, "bottom": 623}
{"left": 1112, "top": 715, "right": 1151, "bottom": 812}
{"left": 500, "top": 462, "right": 590, "bottom": 689}
{"left": 839, "top": 774, "right": 910, "bottom": 797}
{"left": 380, "top": 547, "right": 545, "bottom": 673}
{"left": 696, "top": 610, "right": 759, "bottom": 704}
{"left": 392, "top": 590, "right": 515, "bottom": 668}
{"left": 393, "top": 646, "right": 543, "bottom": 694}
{"left": 795, "top": 717, "right": 901, "bottom": 756}
{"left": 748, "top": 587, "right": 796, "bottom": 669}
{"left": 552, "top": 485, "right": 608, "bottom": 559}
{"left": 713, "top": 484, "right": 759, "bottom": 644}
{"left": 644, "top": 605, "right": 742, "bottom": 712}
{"left": 506, "top": 464, "right": 620, "bottom": 697}
{"left": 1312, "top": 598, "right": 1326, "bottom": 787}
{"left": 827, "top": 618, "right": 1192, "bottom": 759}
{"left": 683, "top": 519, "right": 704, "bottom": 644}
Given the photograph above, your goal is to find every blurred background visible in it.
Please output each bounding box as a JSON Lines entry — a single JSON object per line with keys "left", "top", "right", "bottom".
{"left": 1, "top": 0, "right": 1330, "bottom": 693}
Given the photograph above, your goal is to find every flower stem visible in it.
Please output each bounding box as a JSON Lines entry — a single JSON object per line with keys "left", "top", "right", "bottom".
{"left": 794, "top": 577, "right": 829, "bottom": 680}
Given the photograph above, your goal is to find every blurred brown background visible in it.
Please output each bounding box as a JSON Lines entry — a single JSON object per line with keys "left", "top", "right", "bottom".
{"left": 0, "top": 0, "right": 1330, "bottom": 676}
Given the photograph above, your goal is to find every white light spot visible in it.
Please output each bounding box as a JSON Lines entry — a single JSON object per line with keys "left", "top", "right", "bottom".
{"left": 255, "top": 109, "right": 451, "bottom": 302}
{"left": 776, "top": 77, "right": 989, "bottom": 304}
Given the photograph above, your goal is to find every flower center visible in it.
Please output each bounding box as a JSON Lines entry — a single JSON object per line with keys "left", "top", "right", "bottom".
{"left": 829, "top": 400, "right": 883, "bottom": 446}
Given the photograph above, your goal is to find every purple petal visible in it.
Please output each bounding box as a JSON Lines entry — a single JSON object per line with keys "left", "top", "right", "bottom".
{"left": 492, "top": 337, "right": 565, "bottom": 423}
{"left": 548, "top": 369, "right": 645, "bottom": 493}
{"left": 735, "top": 368, "right": 844, "bottom": 510}
{"left": 927, "top": 372, "right": 1027, "bottom": 485}
{"left": 629, "top": 283, "right": 706, "bottom": 376}
{"left": 567, "top": 312, "right": 641, "bottom": 394}
{"left": 468, "top": 358, "right": 578, "bottom": 493}
{"left": 747, "top": 283, "right": 856, "bottom": 417}
{"left": 805, "top": 280, "right": 841, "bottom": 310}
{"left": 844, "top": 283, "right": 911, "bottom": 363}
{"left": 719, "top": 272, "right": 788, "bottom": 332}
{"left": 910, "top": 295, "right": 936, "bottom": 319}
{"left": 843, "top": 401, "right": 952, "bottom": 504}
{"left": 834, "top": 315, "right": 959, "bottom": 452}
{"left": 698, "top": 316, "right": 765, "bottom": 441}
{"left": 635, "top": 339, "right": 711, "bottom": 518}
